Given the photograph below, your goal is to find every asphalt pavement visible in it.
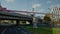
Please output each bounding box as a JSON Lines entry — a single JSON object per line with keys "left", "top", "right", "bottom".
{"left": 0, "top": 25, "right": 34, "bottom": 34}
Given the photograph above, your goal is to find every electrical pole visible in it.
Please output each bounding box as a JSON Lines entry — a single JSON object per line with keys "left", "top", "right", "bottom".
{"left": 32, "top": 8, "right": 37, "bottom": 28}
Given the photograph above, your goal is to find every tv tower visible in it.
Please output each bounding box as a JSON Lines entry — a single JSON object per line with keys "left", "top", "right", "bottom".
{"left": 0, "top": 0, "right": 2, "bottom": 8}
{"left": 0, "top": 0, "right": 7, "bottom": 11}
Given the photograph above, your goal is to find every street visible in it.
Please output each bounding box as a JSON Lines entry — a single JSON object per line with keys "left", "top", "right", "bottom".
{"left": 0, "top": 25, "right": 34, "bottom": 34}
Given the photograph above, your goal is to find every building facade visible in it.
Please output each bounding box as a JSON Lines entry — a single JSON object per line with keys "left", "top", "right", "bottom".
{"left": 0, "top": 7, "right": 33, "bottom": 26}
{"left": 51, "top": 6, "right": 60, "bottom": 26}
{"left": 0, "top": 10, "right": 33, "bottom": 26}
{"left": 51, "top": 6, "right": 60, "bottom": 22}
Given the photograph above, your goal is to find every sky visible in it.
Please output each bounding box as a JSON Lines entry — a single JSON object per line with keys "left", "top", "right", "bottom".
{"left": 1, "top": 0, "right": 60, "bottom": 17}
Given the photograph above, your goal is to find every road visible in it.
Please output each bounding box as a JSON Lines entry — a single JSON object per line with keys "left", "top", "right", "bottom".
{"left": 0, "top": 25, "right": 34, "bottom": 34}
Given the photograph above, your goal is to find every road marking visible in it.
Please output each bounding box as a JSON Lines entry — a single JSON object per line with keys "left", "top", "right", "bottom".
{"left": 2, "top": 28, "right": 7, "bottom": 34}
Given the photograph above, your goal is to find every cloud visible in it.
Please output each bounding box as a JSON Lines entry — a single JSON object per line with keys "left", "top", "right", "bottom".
{"left": 20, "top": 9, "right": 30, "bottom": 11}
{"left": 16, "top": 12, "right": 27, "bottom": 14}
{"left": 20, "top": 9, "right": 32, "bottom": 12}
{"left": 5, "top": 0, "right": 14, "bottom": 2}
{"left": 38, "top": 9, "right": 44, "bottom": 12}
{"left": 47, "top": 0, "right": 52, "bottom": 4}
{"left": 32, "top": 3, "right": 41, "bottom": 8}
{"left": 50, "top": 4, "right": 60, "bottom": 8}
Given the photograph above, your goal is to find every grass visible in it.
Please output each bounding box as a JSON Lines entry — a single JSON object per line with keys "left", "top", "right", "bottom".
{"left": 24, "top": 26, "right": 60, "bottom": 34}
{"left": 52, "top": 28, "right": 60, "bottom": 34}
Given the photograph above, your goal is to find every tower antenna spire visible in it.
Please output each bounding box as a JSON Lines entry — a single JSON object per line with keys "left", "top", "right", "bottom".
{"left": 0, "top": 0, "right": 2, "bottom": 8}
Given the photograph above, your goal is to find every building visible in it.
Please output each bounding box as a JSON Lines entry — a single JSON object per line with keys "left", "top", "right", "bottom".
{"left": 0, "top": 4, "right": 33, "bottom": 26}
{"left": 51, "top": 6, "right": 60, "bottom": 22}
{"left": 51, "top": 6, "right": 60, "bottom": 26}
{"left": 0, "top": 3, "right": 42, "bottom": 26}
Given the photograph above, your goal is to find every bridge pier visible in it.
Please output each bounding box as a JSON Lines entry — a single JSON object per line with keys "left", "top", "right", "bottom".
{"left": 16, "top": 20, "right": 20, "bottom": 26}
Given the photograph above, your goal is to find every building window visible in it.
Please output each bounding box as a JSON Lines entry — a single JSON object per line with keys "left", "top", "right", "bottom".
{"left": 53, "top": 9, "right": 54, "bottom": 11}
{"left": 55, "top": 8, "right": 56, "bottom": 10}
{"left": 59, "top": 8, "right": 60, "bottom": 10}
{"left": 57, "top": 8, "right": 58, "bottom": 10}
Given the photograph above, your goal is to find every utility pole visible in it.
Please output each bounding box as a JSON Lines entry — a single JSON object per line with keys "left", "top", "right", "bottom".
{"left": 32, "top": 8, "right": 37, "bottom": 28}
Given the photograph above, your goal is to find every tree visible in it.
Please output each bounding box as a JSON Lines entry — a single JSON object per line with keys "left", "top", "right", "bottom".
{"left": 44, "top": 15, "right": 51, "bottom": 24}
